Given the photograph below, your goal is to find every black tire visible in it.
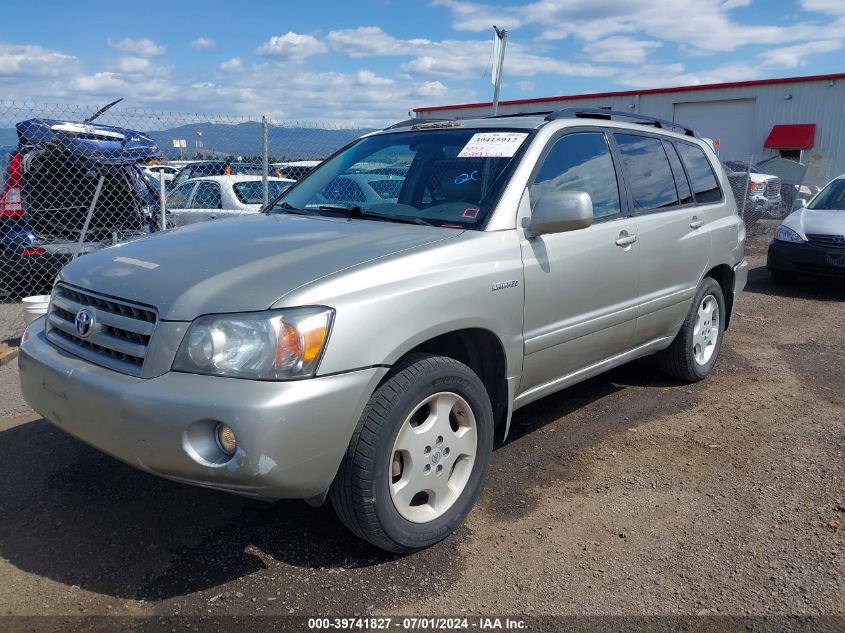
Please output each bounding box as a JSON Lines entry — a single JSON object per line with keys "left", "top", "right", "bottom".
{"left": 769, "top": 269, "right": 794, "bottom": 286}
{"left": 329, "top": 353, "right": 494, "bottom": 553}
{"left": 657, "top": 277, "right": 726, "bottom": 382}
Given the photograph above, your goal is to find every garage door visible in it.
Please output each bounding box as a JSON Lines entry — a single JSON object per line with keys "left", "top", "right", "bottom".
{"left": 673, "top": 98, "right": 755, "bottom": 162}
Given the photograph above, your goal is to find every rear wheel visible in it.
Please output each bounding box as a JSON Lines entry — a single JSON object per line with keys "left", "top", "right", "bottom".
{"left": 330, "top": 354, "right": 494, "bottom": 553}
{"left": 657, "top": 277, "right": 725, "bottom": 382}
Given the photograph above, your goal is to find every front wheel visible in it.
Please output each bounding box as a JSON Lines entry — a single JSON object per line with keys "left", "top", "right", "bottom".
{"left": 657, "top": 277, "right": 726, "bottom": 382}
{"left": 330, "top": 354, "right": 494, "bottom": 553}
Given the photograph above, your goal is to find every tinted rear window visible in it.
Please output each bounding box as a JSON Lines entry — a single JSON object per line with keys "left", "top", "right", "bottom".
{"left": 615, "top": 133, "right": 678, "bottom": 211}
{"left": 664, "top": 141, "right": 693, "bottom": 205}
{"left": 676, "top": 143, "right": 722, "bottom": 203}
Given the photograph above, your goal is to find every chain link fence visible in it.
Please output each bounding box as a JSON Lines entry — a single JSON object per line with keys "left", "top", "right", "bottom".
{"left": 721, "top": 153, "right": 818, "bottom": 233}
{"left": 0, "top": 100, "right": 368, "bottom": 342}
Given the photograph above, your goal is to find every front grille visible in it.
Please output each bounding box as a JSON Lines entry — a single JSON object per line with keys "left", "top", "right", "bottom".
{"left": 46, "top": 284, "right": 157, "bottom": 376}
{"left": 765, "top": 179, "right": 781, "bottom": 197}
{"left": 806, "top": 234, "right": 845, "bottom": 250}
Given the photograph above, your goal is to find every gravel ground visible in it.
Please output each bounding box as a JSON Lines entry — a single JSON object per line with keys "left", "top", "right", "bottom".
{"left": 0, "top": 224, "right": 842, "bottom": 619}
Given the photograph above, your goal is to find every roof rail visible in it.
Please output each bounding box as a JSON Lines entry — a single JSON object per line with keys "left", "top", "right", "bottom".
{"left": 385, "top": 118, "right": 456, "bottom": 130}
{"left": 544, "top": 108, "right": 697, "bottom": 137}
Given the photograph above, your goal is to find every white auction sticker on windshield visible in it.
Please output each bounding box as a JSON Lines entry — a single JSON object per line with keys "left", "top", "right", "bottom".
{"left": 457, "top": 132, "right": 528, "bottom": 158}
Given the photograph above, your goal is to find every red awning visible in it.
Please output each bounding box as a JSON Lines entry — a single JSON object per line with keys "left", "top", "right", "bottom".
{"left": 764, "top": 124, "right": 816, "bottom": 149}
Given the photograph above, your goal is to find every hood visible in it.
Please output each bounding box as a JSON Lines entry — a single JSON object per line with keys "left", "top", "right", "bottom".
{"left": 782, "top": 207, "right": 845, "bottom": 238}
{"left": 17, "top": 118, "right": 160, "bottom": 164}
{"left": 58, "top": 213, "right": 460, "bottom": 320}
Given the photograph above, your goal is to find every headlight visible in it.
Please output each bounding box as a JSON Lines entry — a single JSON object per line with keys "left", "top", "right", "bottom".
{"left": 774, "top": 225, "right": 805, "bottom": 243}
{"left": 173, "top": 307, "right": 333, "bottom": 380}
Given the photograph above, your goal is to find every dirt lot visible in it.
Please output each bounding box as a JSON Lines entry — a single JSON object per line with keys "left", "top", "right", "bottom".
{"left": 0, "top": 224, "right": 842, "bottom": 621}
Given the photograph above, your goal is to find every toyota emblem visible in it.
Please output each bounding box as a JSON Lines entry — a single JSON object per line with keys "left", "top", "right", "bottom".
{"left": 75, "top": 309, "right": 95, "bottom": 337}
{"left": 834, "top": 235, "right": 845, "bottom": 243}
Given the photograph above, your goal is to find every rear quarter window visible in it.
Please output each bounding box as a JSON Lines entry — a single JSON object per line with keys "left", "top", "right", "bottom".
{"left": 675, "top": 142, "right": 722, "bottom": 204}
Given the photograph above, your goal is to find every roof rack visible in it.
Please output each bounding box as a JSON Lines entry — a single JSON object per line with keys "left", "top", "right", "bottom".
{"left": 544, "top": 108, "right": 697, "bottom": 137}
{"left": 385, "top": 118, "right": 458, "bottom": 130}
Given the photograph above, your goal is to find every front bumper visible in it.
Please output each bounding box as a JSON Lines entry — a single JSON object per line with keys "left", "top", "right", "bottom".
{"left": 767, "top": 239, "right": 845, "bottom": 279}
{"left": 19, "top": 318, "right": 388, "bottom": 500}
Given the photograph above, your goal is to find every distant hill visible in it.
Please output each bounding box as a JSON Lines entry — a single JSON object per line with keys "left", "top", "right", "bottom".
{"left": 0, "top": 121, "right": 373, "bottom": 160}
{"left": 149, "top": 122, "right": 371, "bottom": 161}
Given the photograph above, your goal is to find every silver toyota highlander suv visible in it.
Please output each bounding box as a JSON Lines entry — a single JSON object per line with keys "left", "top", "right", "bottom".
{"left": 19, "top": 108, "right": 748, "bottom": 552}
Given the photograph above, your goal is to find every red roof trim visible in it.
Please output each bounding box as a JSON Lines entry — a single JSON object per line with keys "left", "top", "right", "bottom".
{"left": 414, "top": 72, "right": 845, "bottom": 113}
{"left": 764, "top": 124, "right": 816, "bottom": 149}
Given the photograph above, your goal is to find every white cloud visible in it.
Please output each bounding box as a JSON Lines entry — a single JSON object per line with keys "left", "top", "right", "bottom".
{"left": 614, "top": 62, "right": 759, "bottom": 88}
{"left": 111, "top": 56, "right": 153, "bottom": 73}
{"left": 516, "top": 80, "right": 535, "bottom": 92}
{"left": 107, "top": 37, "right": 166, "bottom": 57}
{"left": 190, "top": 37, "right": 216, "bottom": 50}
{"left": 326, "top": 26, "right": 430, "bottom": 57}
{"left": 255, "top": 32, "right": 327, "bottom": 61}
{"left": 0, "top": 43, "right": 78, "bottom": 77}
{"left": 583, "top": 37, "right": 661, "bottom": 63}
{"left": 758, "top": 39, "right": 842, "bottom": 70}
{"left": 354, "top": 70, "right": 394, "bottom": 86}
{"left": 400, "top": 39, "right": 614, "bottom": 80}
{"left": 435, "top": 0, "right": 836, "bottom": 53}
{"left": 219, "top": 57, "right": 244, "bottom": 72}
{"left": 800, "top": 0, "right": 845, "bottom": 14}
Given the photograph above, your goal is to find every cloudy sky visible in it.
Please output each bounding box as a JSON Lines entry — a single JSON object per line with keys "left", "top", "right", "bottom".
{"left": 1, "top": 0, "right": 843, "bottom": 126}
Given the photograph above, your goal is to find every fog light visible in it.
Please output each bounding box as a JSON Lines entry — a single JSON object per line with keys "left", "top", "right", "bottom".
{"left": 215, "top": 424, "right": 237, "bottom": 456}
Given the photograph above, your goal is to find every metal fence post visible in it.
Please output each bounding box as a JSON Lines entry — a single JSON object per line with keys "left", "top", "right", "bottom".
{"left": 262, "top": 116, "right": 269, "bottom": 207}
{"left": 159, "top": 171, "right": 167, "bottom": 231}
{"left": 740, "top": 155, "right": 753, "bottom": 223}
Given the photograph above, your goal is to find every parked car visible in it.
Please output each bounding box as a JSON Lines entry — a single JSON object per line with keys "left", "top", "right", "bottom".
{"left": 143, "top": 163, "right": 178, "bottom": 184}
{"left": 165, "top": 175, "right": 294, "bottom": 227}
{"left": 722, "top": 160, "right": 784, "bottom": 221}
{"left": 273, "top": 160, "right": 320, "bottom": 180}
{"left": 767, "top": 174, "right": 845, "bottom": 284}
{"left": 317, "top": 172, "right": 406, "bottom": 207}
{"left": 1, "top": 117, "right": 159, "bottom": 298}
{"left": 19, "top": 108, "right": 747, "bottom": 552}
{"left": 169, "top": 161, "right": 282, "bottom": 190}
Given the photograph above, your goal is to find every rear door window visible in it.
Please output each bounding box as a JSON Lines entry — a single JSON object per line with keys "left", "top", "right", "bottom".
{"left": 530, "top": 132, "right": 621, "bottom": 219}
{"left": 675, "top": 143, "right": 722, "bottom": 204}
{"left": 193, "top": 181, "right": 222, "bottom": 208}
{"left": 614, "top": 133, "right": 678, "bottom": 212}
{"left": 167, "top": 183, "right": 194, "bottom": 209}
{"left": 664, "top": 141, "right": 694, "bottom": 205}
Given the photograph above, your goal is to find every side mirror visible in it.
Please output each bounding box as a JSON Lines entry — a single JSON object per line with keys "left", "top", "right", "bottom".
{"left": 529, "top": 190, "right": 593, "bottom": 236}
{"left": 792, "top": 198, "right": 807, "bottom": 211}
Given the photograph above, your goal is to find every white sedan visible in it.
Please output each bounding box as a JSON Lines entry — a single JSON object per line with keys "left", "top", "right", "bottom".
{"left": 165, "top": 175, "right": 295, "bottom": 227}
{"left": 143, "top": 164, "right": 179, "bottom": 184}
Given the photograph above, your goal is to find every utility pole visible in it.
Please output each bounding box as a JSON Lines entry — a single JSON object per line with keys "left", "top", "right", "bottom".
{"left": 491, "top": 26, "right": 508, "bottom": 116}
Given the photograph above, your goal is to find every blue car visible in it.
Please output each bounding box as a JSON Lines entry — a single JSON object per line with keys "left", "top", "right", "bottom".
{"left": 1, "top": 113, "right": 161, "bottom": 298}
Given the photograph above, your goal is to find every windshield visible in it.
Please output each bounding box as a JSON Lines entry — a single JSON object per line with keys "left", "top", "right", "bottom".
{"left": 808, "top": 178, "right": 845, "bottom": 210}
{"left": 271, "top": 128, "right": 530, "bottom": 228}
{"left": 234, "top": 180, "right": 292, "bottom": 204}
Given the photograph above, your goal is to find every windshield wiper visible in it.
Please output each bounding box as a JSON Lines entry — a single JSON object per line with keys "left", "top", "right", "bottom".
{"left": 315, "top": 204, "right": 435, "bottom": 226}
{"left": 274, "top": 201, "right": 311, "bottom": 216}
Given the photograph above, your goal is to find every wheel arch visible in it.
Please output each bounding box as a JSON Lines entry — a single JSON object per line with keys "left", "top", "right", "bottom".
{"left": 387, "top": 328, "right": 510, "bottom": 446}
{"left": 704, "top": 263, "right": 735, "bottom": 329}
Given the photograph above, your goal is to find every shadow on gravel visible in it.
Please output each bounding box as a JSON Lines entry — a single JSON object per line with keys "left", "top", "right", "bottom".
{"left": 0, "top": 419, "right": 399, "bottom": 602}
{"left": 0, "top": 357, "right": 700, "bottom": 604}
{"left": 743, "top": 264, "right": 845, "bottom": 301}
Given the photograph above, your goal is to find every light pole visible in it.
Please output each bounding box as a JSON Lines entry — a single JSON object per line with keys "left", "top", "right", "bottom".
{"left": 491, "top": 26, "right": 508, "bottom": 116}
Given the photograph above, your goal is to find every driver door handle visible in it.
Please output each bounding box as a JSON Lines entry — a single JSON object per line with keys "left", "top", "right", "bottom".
{"left": 690, "top": 217, "right": 705, "bottom": 230}
{"left": 615, "top": 233, "right": 638, "bottom": 247}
